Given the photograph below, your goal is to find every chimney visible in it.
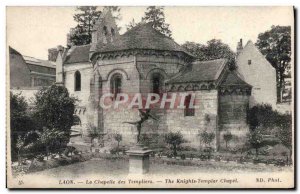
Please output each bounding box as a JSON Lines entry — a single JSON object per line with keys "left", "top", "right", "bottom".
{"left": 236, "top": 39, "right": 243, "bottom": 55}
{"left": 48, "top": 48, "right": 59, "bottom": 62}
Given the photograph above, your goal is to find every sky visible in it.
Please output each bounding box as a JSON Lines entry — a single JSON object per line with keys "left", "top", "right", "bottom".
{"left": 7, "top": 6, "right": 293, "bottom": 60}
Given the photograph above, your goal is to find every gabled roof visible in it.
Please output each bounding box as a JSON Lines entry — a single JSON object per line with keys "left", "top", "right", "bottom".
{"left": 219, "top": 70, "right": 252, "bottom": 87}
{"left": 92, "top": 23, "right": 194, "bottom": 58}
{"left": 166, "top": 58, "right": 227, "bottom": 84}
{"left": 64, "top": 44, "right": 91, "bottom": 64}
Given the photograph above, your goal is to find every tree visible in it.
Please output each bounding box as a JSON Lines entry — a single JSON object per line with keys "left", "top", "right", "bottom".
{"left": 247, "top": 127, "right": 264, "bottom": 157}
{"left": 37, "top": 127, "right": 65, "bottom": 160}
{"left": 182, "top": 39, "right": 236, "bottom": 69}
{"left": 114, "top": 133, "right": 122, "bottom": 153}
{"left": 247, "top": 104, "right": 279, "bottom": 131}
{"left": 10, "top": 92, "right": 35, "bottom": 161}
{"left": 255, "top": 25, "right": 291, "bottom": 102}
{"left": 69, "top": 6, "right": 121, "bottom": 46}
{"left": 200, "top": 131, "right": 215, "bottom": 148}
{"left": 142, "top": 6, "right": 172, "bottom": 37}
{"left": 223, "top": 131, "right": 233, "bottom": 149}
{"left": 164, "top": 132, "right": 186, "bottom": 157}
{"left": 34, "top": 85, "right": 76, "bottom": 144}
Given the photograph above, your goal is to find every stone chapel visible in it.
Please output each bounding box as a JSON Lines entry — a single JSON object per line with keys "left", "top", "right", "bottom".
{"left": 55, "top": 10, "right": 254, "bottom": 150}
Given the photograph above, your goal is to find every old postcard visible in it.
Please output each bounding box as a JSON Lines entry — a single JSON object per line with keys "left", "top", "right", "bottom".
{"left": 6, "top": 6, "right": 294, "bottom": 189}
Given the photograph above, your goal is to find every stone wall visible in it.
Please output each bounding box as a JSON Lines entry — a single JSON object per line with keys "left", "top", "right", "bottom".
{"left": 64, "top": 62, "right": 93, "bottom": 132}
{"left": 165, "top": 90, "right": 219, "bottom": 149}
{"left": 218, "top": 94, "right": 250, "bottom": 148}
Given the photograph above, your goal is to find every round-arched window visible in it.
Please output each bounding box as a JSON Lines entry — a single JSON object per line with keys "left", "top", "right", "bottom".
{"left": 74, "top": 71, "right": 81, "bottom": 91}
{"left": 110, "top": 73, "right": 122, "bottom": 99}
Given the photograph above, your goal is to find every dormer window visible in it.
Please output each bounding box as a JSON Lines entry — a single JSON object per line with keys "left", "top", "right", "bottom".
{"left": 248, "top": 60, "right": 252, "bottom": 65}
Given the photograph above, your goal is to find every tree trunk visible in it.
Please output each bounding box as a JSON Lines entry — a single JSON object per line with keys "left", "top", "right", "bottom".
{"left": 173, "top": 145, "right": 177, "bottom": 158}
{"left": 225, "top": 141, "right": 228, "bottom": 149}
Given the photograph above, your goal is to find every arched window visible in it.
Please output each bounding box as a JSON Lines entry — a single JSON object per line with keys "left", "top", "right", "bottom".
{"left": 103, "top": 26, "right": 108, "bottom": 35}
{"left": 111, "top": 28, "right": 115, "bottom": 36}
{"left": 110, "top": 73, "right": 122, "bottom": 99}
{"left": 75, "top": 71, "right": 81, "bottom": 91}
{"left": 151, "top": 73, "right": 164, "bottom": 95}
{"left": 184, "top": 94, "right": 195, "bottom": 116}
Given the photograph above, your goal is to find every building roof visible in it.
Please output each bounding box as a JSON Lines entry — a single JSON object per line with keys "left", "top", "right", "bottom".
{"left": 64, "top": 44, "right": 91, "bottom": 64}
{"left": 219, "top": 70, "right": 252, "bottom": 87}
{"left": 9, "top": 46, "right": 22, "bottom": 56}
{"left": 92, "top": 23, "right": 194, "bottom": 58}
{"left": 167, "top": 58, "right": 227, "bottom": 84}
{"left": 23, "top": 55, "right": 56, "bottom": 68}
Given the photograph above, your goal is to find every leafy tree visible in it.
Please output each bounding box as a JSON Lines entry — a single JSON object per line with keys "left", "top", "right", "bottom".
{"left": 10, "top": 92, "right": 35, "bottom": 161}
{"left": 182, "top": 39, "right": 236, "bottom": 69}
{"left": 37, "top": 127, "right": 65, "bottom": 160}
{"left": 34, "top": 85, "right": 76, "bottom": 144}
{"left": 247, "top": 127, "right": 264, "bottom": 157}
{"left": 69, "top": 6, "right": 121, "bottom": 46}
{"left": 255, "top": 25, "right": 291, "bottom": 102}
{"left": 223, "top": 131, "right": 233, "bottom": 149}
{"left": 200, "top": 131, "right": 215, "bottom": 148}
{"left": 141, "top": 6, "right": 172, "bottom": 37}
{"left": 164, "top": 132, "right": 185, "bottom": 157}
{"left": 114, "top": 133, "right": 122, "bottom": 153}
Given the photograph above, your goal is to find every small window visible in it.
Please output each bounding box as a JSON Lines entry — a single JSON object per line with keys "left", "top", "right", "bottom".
{"left": 184, "top": 94, "right": 195, "bottom": 117}
{"left": 103, "top": 26, "right": 108, "bottom": 35}
{"left": 110, "top": 73, "right": 122, "bottom": 99}
{"left": 151, "top": 73, "right": 164, "bottom": 95}
{"left": 248, "top": 60, "right": 252, "bottom": 65}
{"left": 75, "top": 71, "right": 81, "bottom": 91}
{"left": 111, "top": 28, "right": 115, "bottom": 36}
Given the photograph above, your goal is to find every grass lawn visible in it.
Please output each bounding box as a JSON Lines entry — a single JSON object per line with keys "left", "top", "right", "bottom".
{"left": 29, "top": 157, "right": 292, "bottom": 179}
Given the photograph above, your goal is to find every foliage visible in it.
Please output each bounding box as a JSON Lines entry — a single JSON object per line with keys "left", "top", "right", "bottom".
{"left": 275, "top": 113, "right": 292, "bottom": 157}
{"left": 223, "top": 131, "right": 233, "bottom": 149}
{"left": 87, "top": 123, "right": 101, "bottom": 145}
{"left": 199, "top": 131, "right": 215, "bottom": 147}
{"left": 182, "top": 39, "right": 236, "bottom": 69}
{"left": 164, "top": 132, "right": 186, "bottom": 157}
{"left": 141, "top": 6, "right": 172, "bottom": 37}
{"left": 247, "top": 127, "right": 264, "bottom": 157}
{"left": 10, "top": 92, "right": 35, "bottom": 161}
{"left": 36, "top": 127, "right": 65, "bottom": 159}
{"left": 255, "top": 25, "right": 291, "bottom": 102}
{"left": 34, "top": 85, "right": 76, "bottom": 143}
{"left": 69, "top": 6, "right": 121, "bottom": 46}
{"left": 247, "top": 104, "right": 280, "bottom": 130}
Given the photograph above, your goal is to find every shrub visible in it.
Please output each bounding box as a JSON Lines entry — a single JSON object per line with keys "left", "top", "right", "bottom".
{"left": 180, "top": 154, "right": 186, "bottom": 160}
{"left": 199, "top": 131, "right": 215, "bottom": 148}
{"left": 164, "top": 132, "right": 186, "bottom": 157}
